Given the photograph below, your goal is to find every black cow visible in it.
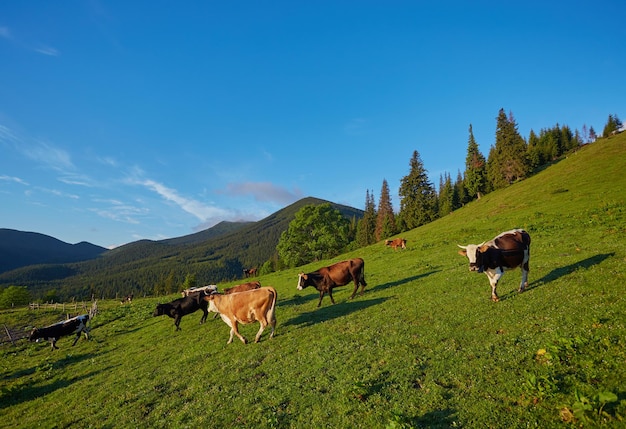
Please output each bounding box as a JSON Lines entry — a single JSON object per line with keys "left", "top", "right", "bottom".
{"left": 29, "top": 314, "right": 91, "bottom": 350}
{"left": 153, "top": 292, "right": 209, "bottom": 330}
{"left": 297, "top": 258, "right": 367, "bottom": 307}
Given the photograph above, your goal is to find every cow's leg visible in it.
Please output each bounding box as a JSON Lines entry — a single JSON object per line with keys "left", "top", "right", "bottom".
{"left": 350, "top": 280, "right": 358, "bottom": 299}
{"left": 254, "top": 320, "right": 267, "bottom": 343}
{"left": 230, "top": 321, "right": 247, "bottom": 344}
{"left": 51, "top": 338, "right": 59, "bottom": 350}
{"left": 317, "top": 290, "right": 325, "bottom": 307}
{"left": 519, "top": 256, "right": 530, "bottom": 292}
{"left": 175, "top": 316, "right": 182, "bottom": 331}
{"left": 328, "top": 288, "right": 336, "bottom": 305}
{"left": 200, "top": 308, "right": 208, "bottom": 324}
{"left": 486, "top": 270, "right": 501, "bottom": 302}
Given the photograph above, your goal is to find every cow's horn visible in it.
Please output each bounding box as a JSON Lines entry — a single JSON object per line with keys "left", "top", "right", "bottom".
{"left": 457, "top": 244, "right": 467, "bottom": 249}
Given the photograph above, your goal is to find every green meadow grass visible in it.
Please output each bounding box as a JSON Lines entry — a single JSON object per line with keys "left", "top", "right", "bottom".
{"left": 2, "top": 135, "right": 625, "bottom": 428}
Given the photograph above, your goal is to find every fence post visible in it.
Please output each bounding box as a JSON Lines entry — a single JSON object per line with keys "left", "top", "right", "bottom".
{"left": 3, "top": 324, "right": 16, "bottom": 346}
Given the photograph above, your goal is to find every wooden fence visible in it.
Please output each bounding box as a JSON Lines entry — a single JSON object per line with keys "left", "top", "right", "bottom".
{"left": 1, "top": 324, "right": 30, "bottom": 346}
{"left": 28, "top": 302, "right": 90, "bottom": 312}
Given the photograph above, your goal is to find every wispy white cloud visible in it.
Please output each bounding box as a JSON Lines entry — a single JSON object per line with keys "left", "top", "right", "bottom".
{"left": 36, "top": 187, "right": 80, "bottom": 200}
{"left": 90, "top": 199, "right": 148, "bottom": 225}
{"left": 58, "top": 174, "right": 94, "bottom": 187}
{"left": 24, "top": 140, "right": 74, "bottom": 171}
{"left": 0, "top": 125, "right": 74, "bottom": 171}
{"left": 35, "top": 46, "right": 59, "bottom": 56}
{"left": 219, "top": 181, "right": 302, "bottom": 205}
{"left": 0, "top": 175, "right": 29, "bottom": 185}
{"left": 137, "top": 178, "right": 230, "bottom": 222}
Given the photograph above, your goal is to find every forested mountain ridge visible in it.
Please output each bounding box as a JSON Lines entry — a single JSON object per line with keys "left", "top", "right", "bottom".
{"left": 0, "top": 197, "right": 363, "bottom": 300}
{"left": 0, "top": 229, "right": 108, "bottom": 274}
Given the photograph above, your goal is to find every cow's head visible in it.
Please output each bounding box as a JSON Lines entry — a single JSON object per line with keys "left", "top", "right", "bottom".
{"left": 297, "top": 273, "right": 308, "bottom": 290}
{"left": 457, "top": 243, "right": 487, "bottom": 273}
{"left": 28, "top": 327, "right": 41, "bottom": 342}
{"left": 153, "top": 304, "right": 166, "bottom": 317}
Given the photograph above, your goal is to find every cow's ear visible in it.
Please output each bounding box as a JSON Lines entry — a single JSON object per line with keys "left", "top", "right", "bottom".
{"left": 478, "top": 244, "right": 490, "bottom": 253}
{"left": 457, "top": 249, "right": 467, "bottom": 256}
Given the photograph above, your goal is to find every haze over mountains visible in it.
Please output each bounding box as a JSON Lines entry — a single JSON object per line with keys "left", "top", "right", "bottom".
{"left": 0, "top": 197, "right": 363, "bottom": 299}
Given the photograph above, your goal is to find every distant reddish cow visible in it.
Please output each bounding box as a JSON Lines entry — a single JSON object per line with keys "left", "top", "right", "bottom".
{"left": 458, "top": 229, "right": 531, "bottom": 302}
{"left": 297, "top": 258, "right": 367, "bottom": 307}
{"left": 224, "top": 281, "right": 261, "bottom": 294}
{"left": 385, "top": 238, "right": 407, "bottom": 250}
{"left": 204, "top": 287, "right": 277, "bottom": 344}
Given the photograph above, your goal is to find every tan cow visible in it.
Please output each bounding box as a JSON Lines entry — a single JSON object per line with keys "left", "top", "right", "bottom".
{"left": 385, "top": 238, "right": 407, "bottom": 250}
{"left": 203, "top": 287, "right": 277, "bottom": 344}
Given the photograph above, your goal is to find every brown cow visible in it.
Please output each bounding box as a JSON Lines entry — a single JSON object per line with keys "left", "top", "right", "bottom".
{"left": 458, "top": 229, "right": 531, "bottom": 302}
{"left": 203, "top": 287, "right": 277, "bottom": 344}
{"left": 223, "top": 281, "right": 261, "bottom": 294}
{"left": 385, "top": 238, "right": 407, "bottom": 250}
{"left": 297, "top": 258, "right": 367, "bottom": 307}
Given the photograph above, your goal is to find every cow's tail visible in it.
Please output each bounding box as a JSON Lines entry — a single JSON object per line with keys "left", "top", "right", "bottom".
{"left": 267, "top": 287, "right": 278, "bottom": 325}
{"left": 359, "top": 265, "right": 367, "bottom": 287}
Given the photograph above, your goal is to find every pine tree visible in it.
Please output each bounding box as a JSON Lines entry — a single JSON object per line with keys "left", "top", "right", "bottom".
{"left": 454, "top": 170, "right": 468, "bottom": 206}
{"left": 375, "top": 179, "right": 396, "bottom": 241}
{"left": 397, "top": 150, "right": 437, "bottom": 230}
{"left": 602, "top": 114, "right": 623, "bottom": 137}
{"left": 463, "top": 124, "right": 487, "bottom": 200}
{"left": 487, "top": 109, "right": 529, "bottom": 190}
{"left": 438, "top": 172, "right": 455, "bottom": 216}
{"left": 356, "top": 189, "right": 377, "bottom": 247}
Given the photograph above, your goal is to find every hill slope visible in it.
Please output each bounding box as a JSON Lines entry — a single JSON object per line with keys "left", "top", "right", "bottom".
{"left": 0, "top": 197, "right": 363, "bottom": 299}
{"left": 0, "top": 229, "right": 107, "bottom": 274}
{"left": 1, "top": 135, "right": 625, "bottom": 427}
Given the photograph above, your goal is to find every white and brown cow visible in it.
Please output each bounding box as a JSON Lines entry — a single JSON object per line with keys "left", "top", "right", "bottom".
{"left": 203, "top": 287, "right": 277, "bottom": 344}
{"left": 297, "top": 258, "right": 367, "bottom": 307}
{"left": 458, "top": 229, "right": 531, "bottom": 302}
{"left": 29, "top": 314, "right": 91, "bottom": 350}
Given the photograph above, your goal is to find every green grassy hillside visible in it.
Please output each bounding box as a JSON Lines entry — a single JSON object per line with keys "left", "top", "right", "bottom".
{"left": 1, "top": 135, "right": 625, "bottom": 428}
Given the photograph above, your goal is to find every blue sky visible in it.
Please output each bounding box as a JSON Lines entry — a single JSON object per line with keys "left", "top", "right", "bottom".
{"left": 1, "top": 1, "right": 624, "bottom": 248}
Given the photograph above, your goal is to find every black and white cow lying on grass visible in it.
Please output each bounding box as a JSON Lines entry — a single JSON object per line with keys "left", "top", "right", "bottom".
{"left": 29, "top": 314, "right": 91, "bottom": 351}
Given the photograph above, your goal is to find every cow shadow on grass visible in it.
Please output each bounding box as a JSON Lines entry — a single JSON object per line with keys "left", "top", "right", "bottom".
{"left": 370, "top": 270, "right": 440, "bottom": 293}
{"left": 283, "top": 297, "right": 389, "bottom": 328}
{"left": 499, "top": 253, "right": 615, "bottom": 301}
{"left": 0, "top": 365, "right": 113, "bottom": 410}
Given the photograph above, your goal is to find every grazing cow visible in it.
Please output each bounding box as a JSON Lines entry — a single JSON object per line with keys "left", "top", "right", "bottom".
{"left": 203, "top": 287, "right": 277, "bottom": 344}
{"left": 224, "top": 281, "right": 261, "bottom": 294}
{"left": 29, "top": 314, "right": 90, "bottom": 350}
{"left": 243, "top": 267, "right": 258, "bottom": 278}
{"left": 458, "top": 229, "right": 531, "bottom": 302}
{"left": 385, "top": 238, "right": 407, "bottom": 250}
{"left": 297, "top": 258, "right": 367, "bottom": 307}
{"left": 153, "top": 292, "right": 209, "bottom": 330}
{"left": 120, "top": 294, "right": 134, "bottom": 304}
{"left": 181, "top": 285, "right": 218, "bottom": 297}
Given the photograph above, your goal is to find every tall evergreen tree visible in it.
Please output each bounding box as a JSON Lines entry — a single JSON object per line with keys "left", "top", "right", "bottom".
{"left": 463, "top": 124, "right": 487, "bottom": 200}
{"left": 454, "top": 170, "right": 469, "bottom": 206}
{"left": 375, "top": 179, "right": 396, "bottom": 241}
{"left": 602, "top": 113, "right": 622, "bottom": 137}
{"left": 438, "top": 172, "right": 455, "bottom": 216}
{"left": 397, "top": 150, "right": 437, "bottom": 231}
{"left": 356, "top": 189, "right": 377, "bottom": 247}
{"left": 487, "top": 109, "right": 529, "bottom": 190}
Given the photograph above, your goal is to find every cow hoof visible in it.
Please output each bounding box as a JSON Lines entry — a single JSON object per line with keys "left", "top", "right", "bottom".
{"left": 491, "top": 296, "right": 500, "bottom": 302}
